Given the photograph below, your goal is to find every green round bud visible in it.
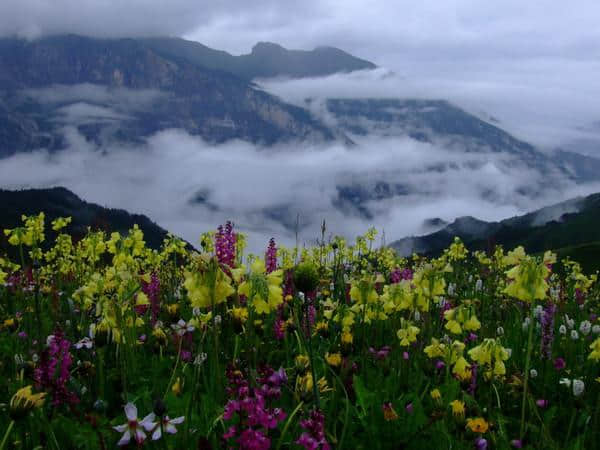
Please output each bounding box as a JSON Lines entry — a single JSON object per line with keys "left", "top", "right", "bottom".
{"left": 293, "top": 262, "right": 319, "bottom": 294}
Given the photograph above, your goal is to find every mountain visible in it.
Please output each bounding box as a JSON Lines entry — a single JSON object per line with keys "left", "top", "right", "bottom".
{"left": 0, "top": 187, "right": 173, "bottom": 252}
{"left": 142, "top": 38, "right": 377, "bottom": 79}
{"left": 390, "top": 192, "right": 600, "bottom": 272}
{"left": 0, "top": 35, "right": 342, "bottom": 157}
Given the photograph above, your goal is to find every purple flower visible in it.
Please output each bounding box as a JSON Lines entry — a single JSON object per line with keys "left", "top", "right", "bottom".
{"left": 34, "top": 331, "right": 78, "bottom": 406}
{"left": 553, "top": 357, "right": 566, "bottom": 371}
{"left": 215, "top": 221, "right": 236, "bottom": 268}
{"left": 265, "top": 238, "right": 278, "bottom": 273}
{"left": 142, "top": 272, "right": 161, "bottom": 326}
{"left": 475, "top": 437, "right": 488, "bottom": 450}
{"left": 296, "top": 409, "right": 330, "bottom": 450}
{"left": 540, "top": 302, "right": 557, "bottom": 359}
{"left": 405, "top": 402, "right": 414, "bottom": 414}
{"left": 536, "top": 399, "right": 549, "bottom": 408}
{"left": 511, "top": 439, "right": 523, "bottom": 448}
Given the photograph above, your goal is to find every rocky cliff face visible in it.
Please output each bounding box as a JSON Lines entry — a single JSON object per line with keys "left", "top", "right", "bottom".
{"left": 0, "top": 35, "right": 337, "bottom": 157}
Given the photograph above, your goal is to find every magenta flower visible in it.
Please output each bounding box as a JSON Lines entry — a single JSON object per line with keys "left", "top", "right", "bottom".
{"left": 215, "top": 221, "right": 236, "bottom": 268}
{"left": 536, "top": 399, "right": 549, "bottom": 408}
{"left": 553, "top": 357, "right": 566, "bottom": 371}
{"left": 265, "top": 238, "right": 278, "bottom": 273}
{"left": 113, "top": 403, "right": 156, "bottom": 446}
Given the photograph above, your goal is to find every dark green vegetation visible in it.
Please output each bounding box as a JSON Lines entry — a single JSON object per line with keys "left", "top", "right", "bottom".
{"left": 391, "top": 192, "right": 600, "bottom": 272}
{"left": 0, "top": 187, "right": 171, "bottom": 254}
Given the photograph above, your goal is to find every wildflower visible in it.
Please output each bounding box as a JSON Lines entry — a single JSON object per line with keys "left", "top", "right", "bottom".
{"left": 511, "top": 439, "right": 524, "bottom": 448}
{"left": 468, "top": 338, "right": 511, "bottom": 379}
{"left": 397, "top": 319, "right": 420, "bottom": 346}
{"left": 530, "top": 369, "right": 538, "bottom": 378}
{"left": 184, "top": 259, "right": 235, "bottom": 309}
{"left": 589, "top": 337, "right": 600, "bottom": 361}
{"left": 74, "top": 337, "right": 93, "bottom": 350}
{"left": 559, "top": 325, "right": 567, "bottom": 335}
{"left": 113, "top": 402, "right": 157, "bottom": 446}
{"left": 554, "top": 357, "right": 566, "bottom": 371}
{"left": 540, "top": 302, "right": 556, "bottom": 359}
{"left": 238, "top": 258, "right": 284, "bottom": 315}
{"left": 536, "top": 399, "right": 549, "bottom": 408}
{"left": 9, "top": 385, "right": 46, "bottom": 420}
{"left": 475, "top": 437, "right": 488, "bottom": 450}
{"left": 497, "top": 326, "right": 504, "bottom": 336}
{"left": 172, "top": 377, "right": 182, "bottom": 396}
{"left": 341, "top": 330, "right": 353, "bottom": 345}
{"left": 504, "top": 251, "right": 550, "bottom": 302}
{"left": 382, "top": 402, "right": 399, "bottom": 421}
{"left": 325, "top": 352, "right": 342, "bottom": 367}
{"left": 171, "top": 319, "right": 194, "bottom": 336}
{"left": 430, "top": 389, "right": 442, "bottom": 402}
{"left": 265, "top": 238, "right": 278, "bottom": 273}
{"left": 215, "top": 221, "right": 236, "bottom": 267}
{"left": 570, "top": 330, "right": 579, "bottom": 340}
{"left": 572, "top": 379, "right": 585, "bottom": 397}
{"left": 151, "top": 415, "right": 185, "bottom": 440}
{"left": 450, "top": 400, "right": 465, "bottom": 419}
{"left": 580, "top": 320, "right": 592, "bottom": 336}
{"left": 592, "top": 324, "right": 600, "bottom": 334}
{"left": 296, "top": 409, "right": 330, "bottom": 450}
{"left": 466, "top": 417, "right": 489, "bottom": 433}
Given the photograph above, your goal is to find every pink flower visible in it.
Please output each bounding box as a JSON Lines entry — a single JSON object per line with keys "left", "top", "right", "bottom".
{"left": 113, "top": 403, "right": 156, "bottom": 446}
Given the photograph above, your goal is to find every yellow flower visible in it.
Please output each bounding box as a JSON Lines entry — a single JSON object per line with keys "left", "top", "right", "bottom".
{"left": 430, "top": 388, "right": 442, "bottom": 402}
{"left": 397, "top": 319, "right": 420, "bottom": 346}
{"left": 238, "top": 259, "right": 283, "bottom": 315}
{"left": 172, "top": 377, "right": 182, "bottom": 396}
{"left": 325, "top": 352, "right": 342, "bottom": 367}
{"left": 295, "top": 354, "right": 310, "bottom": 371}
{"left": 184, "top": 261, "right": 235, "bottom": 309}
{"left": 10, "top": 386, "right": 46, "bottom": 420}
{"left": 466, "top": 417, "right": 489, "bottom": 434}
{"left": 452, "top": 357, "right": 471, "bottom": 381}
{"left": 341, "top": 330, "right": 353, "bottom": 345}
{"left": 589, "top": 337, "right": 600, "bottom": 361}
{"left": 450, "top": 400, "right": 465, "bottom": 418}
{"left": 382, "top": 402, "right": 399, "bottom": 421}
{"left": 51, "top": 216, "right": 72, "bottom": 231}
{"left": 504, "top": 255, "right": 549, "bottom": 302}
{"left": 231, "top": 307, "right": 249, "bottom": 324}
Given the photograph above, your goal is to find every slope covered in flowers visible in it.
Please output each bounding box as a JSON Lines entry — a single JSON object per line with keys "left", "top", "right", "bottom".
{"left": 0, "top": 214, "right": 599, "bottom": 449}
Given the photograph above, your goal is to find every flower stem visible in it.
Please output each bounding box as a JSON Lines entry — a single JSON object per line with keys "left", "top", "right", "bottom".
{"left": 0, "top": 420, "right": 15, "bottom": 450}
{"left": 520, "top": 304, "right": 535, "bottom": 440}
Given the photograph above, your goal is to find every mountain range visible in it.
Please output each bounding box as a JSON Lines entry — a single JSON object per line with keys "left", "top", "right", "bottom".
{"left": 1, "top": 34, "right": 600, "bottom": 260}
{"left": 390, "top": 192, "right": 600, "bottom": 272}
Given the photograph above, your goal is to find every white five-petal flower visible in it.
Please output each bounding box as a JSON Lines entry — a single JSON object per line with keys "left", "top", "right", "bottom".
{"left": 113, "top": 402, "right": 157, "bottom": 446}
{"left": 151, "top": 415, "right": 185, "bottom": 440}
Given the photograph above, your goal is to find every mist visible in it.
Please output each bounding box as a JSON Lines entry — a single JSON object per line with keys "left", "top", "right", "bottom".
{"left": 1, "top": 122, "right": 600, "bottom": 253}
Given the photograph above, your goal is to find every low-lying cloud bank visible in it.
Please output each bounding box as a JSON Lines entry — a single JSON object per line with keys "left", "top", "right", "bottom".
{"left": 1, "top": 125, "right": 600, "bottom": 253}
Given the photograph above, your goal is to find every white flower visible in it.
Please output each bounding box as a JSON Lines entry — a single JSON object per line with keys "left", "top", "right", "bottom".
{"left": 475, "top": 279, "right": 483, "bottom": 292}
{"left": 579, "top": 321, "right": 592, "bottom": 336}
{"left": 530, "top": 369, "right": 538, "bottom": 378}
{"left": 113, "top": 403, "right": 156, "bottom": 446}
{"left": 193, "top": 353, "right": 207, "bottom": 366}
{"left": 559, "top": 325, "right": 567, "bottom": 335}
{"left": 560, "top": 378, "right": 572, "bottom": 388}
{"left": 571, "top": 330, "right": 579, "bottom": 340}
{"left": 572, "top": 379, "right": 585, "bottom": 397}
{"left": 592, "top": 325, "right": 600, "bottom": 335}
{"left": 534, "top": 305, "right": 543, "bottom": 320}
{"left": 171, "top": 319, "right": 194, "bottom": 337}
{"left": 414, "top": 311, "right": 421, "bottom": 322}
{"left": 565, "top": 315, "right": 575, "bottom": 329}
{"left": 151, "top": 416, "right": 185, "bottom": 440}
{"left": 447, "top": 283, "right": 455, "bottom": 296}
{"left": 505, "top": 348, "right": 512, "bottom": 358}
{"left": 522, "top": 318, "right": 531, "bottom": 331}
{"left": 497, "top": 326, "right": 504, "bottom": 336}
{"left": 74, "top": 337, "right": 93, "bottom": 350}
{"left": 214, "top": 314, "right": 222, "bottom": 325}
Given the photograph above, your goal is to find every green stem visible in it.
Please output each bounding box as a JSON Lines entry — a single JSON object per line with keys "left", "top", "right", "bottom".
{"left": 519, "top": 305, "right": 535, "bottom": 440}
{"left": 276, "top": 401, "right": 304, "bottom": 450}
{"left": 0, "top": 420, "right": 15, "bottom": 450}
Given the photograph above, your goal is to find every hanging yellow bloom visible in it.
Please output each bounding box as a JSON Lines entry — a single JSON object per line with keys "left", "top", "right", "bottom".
{"left": 504, "top": 254, "right": 549, "bottom": 302}
{"left": 397, "top": 319, "right": 420, "bottom": 346}
{"left": 589, "top": 337, "right": 600, "bottom": 361}
{"left": 237, "top": 259, "right": 283, "bottom": 315}
{"left": 184, "top": 259, "right": 235, "bottom": 309}
{"left": 325, "top": 352, "right": 342, "bottom": 367}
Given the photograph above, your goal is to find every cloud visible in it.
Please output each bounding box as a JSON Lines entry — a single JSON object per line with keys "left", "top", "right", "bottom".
{"left": 258, "top": 66, "right": 600, "bottom": 155}
{"left": 1, "top": 124, "right": 599, "bottom": 253}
